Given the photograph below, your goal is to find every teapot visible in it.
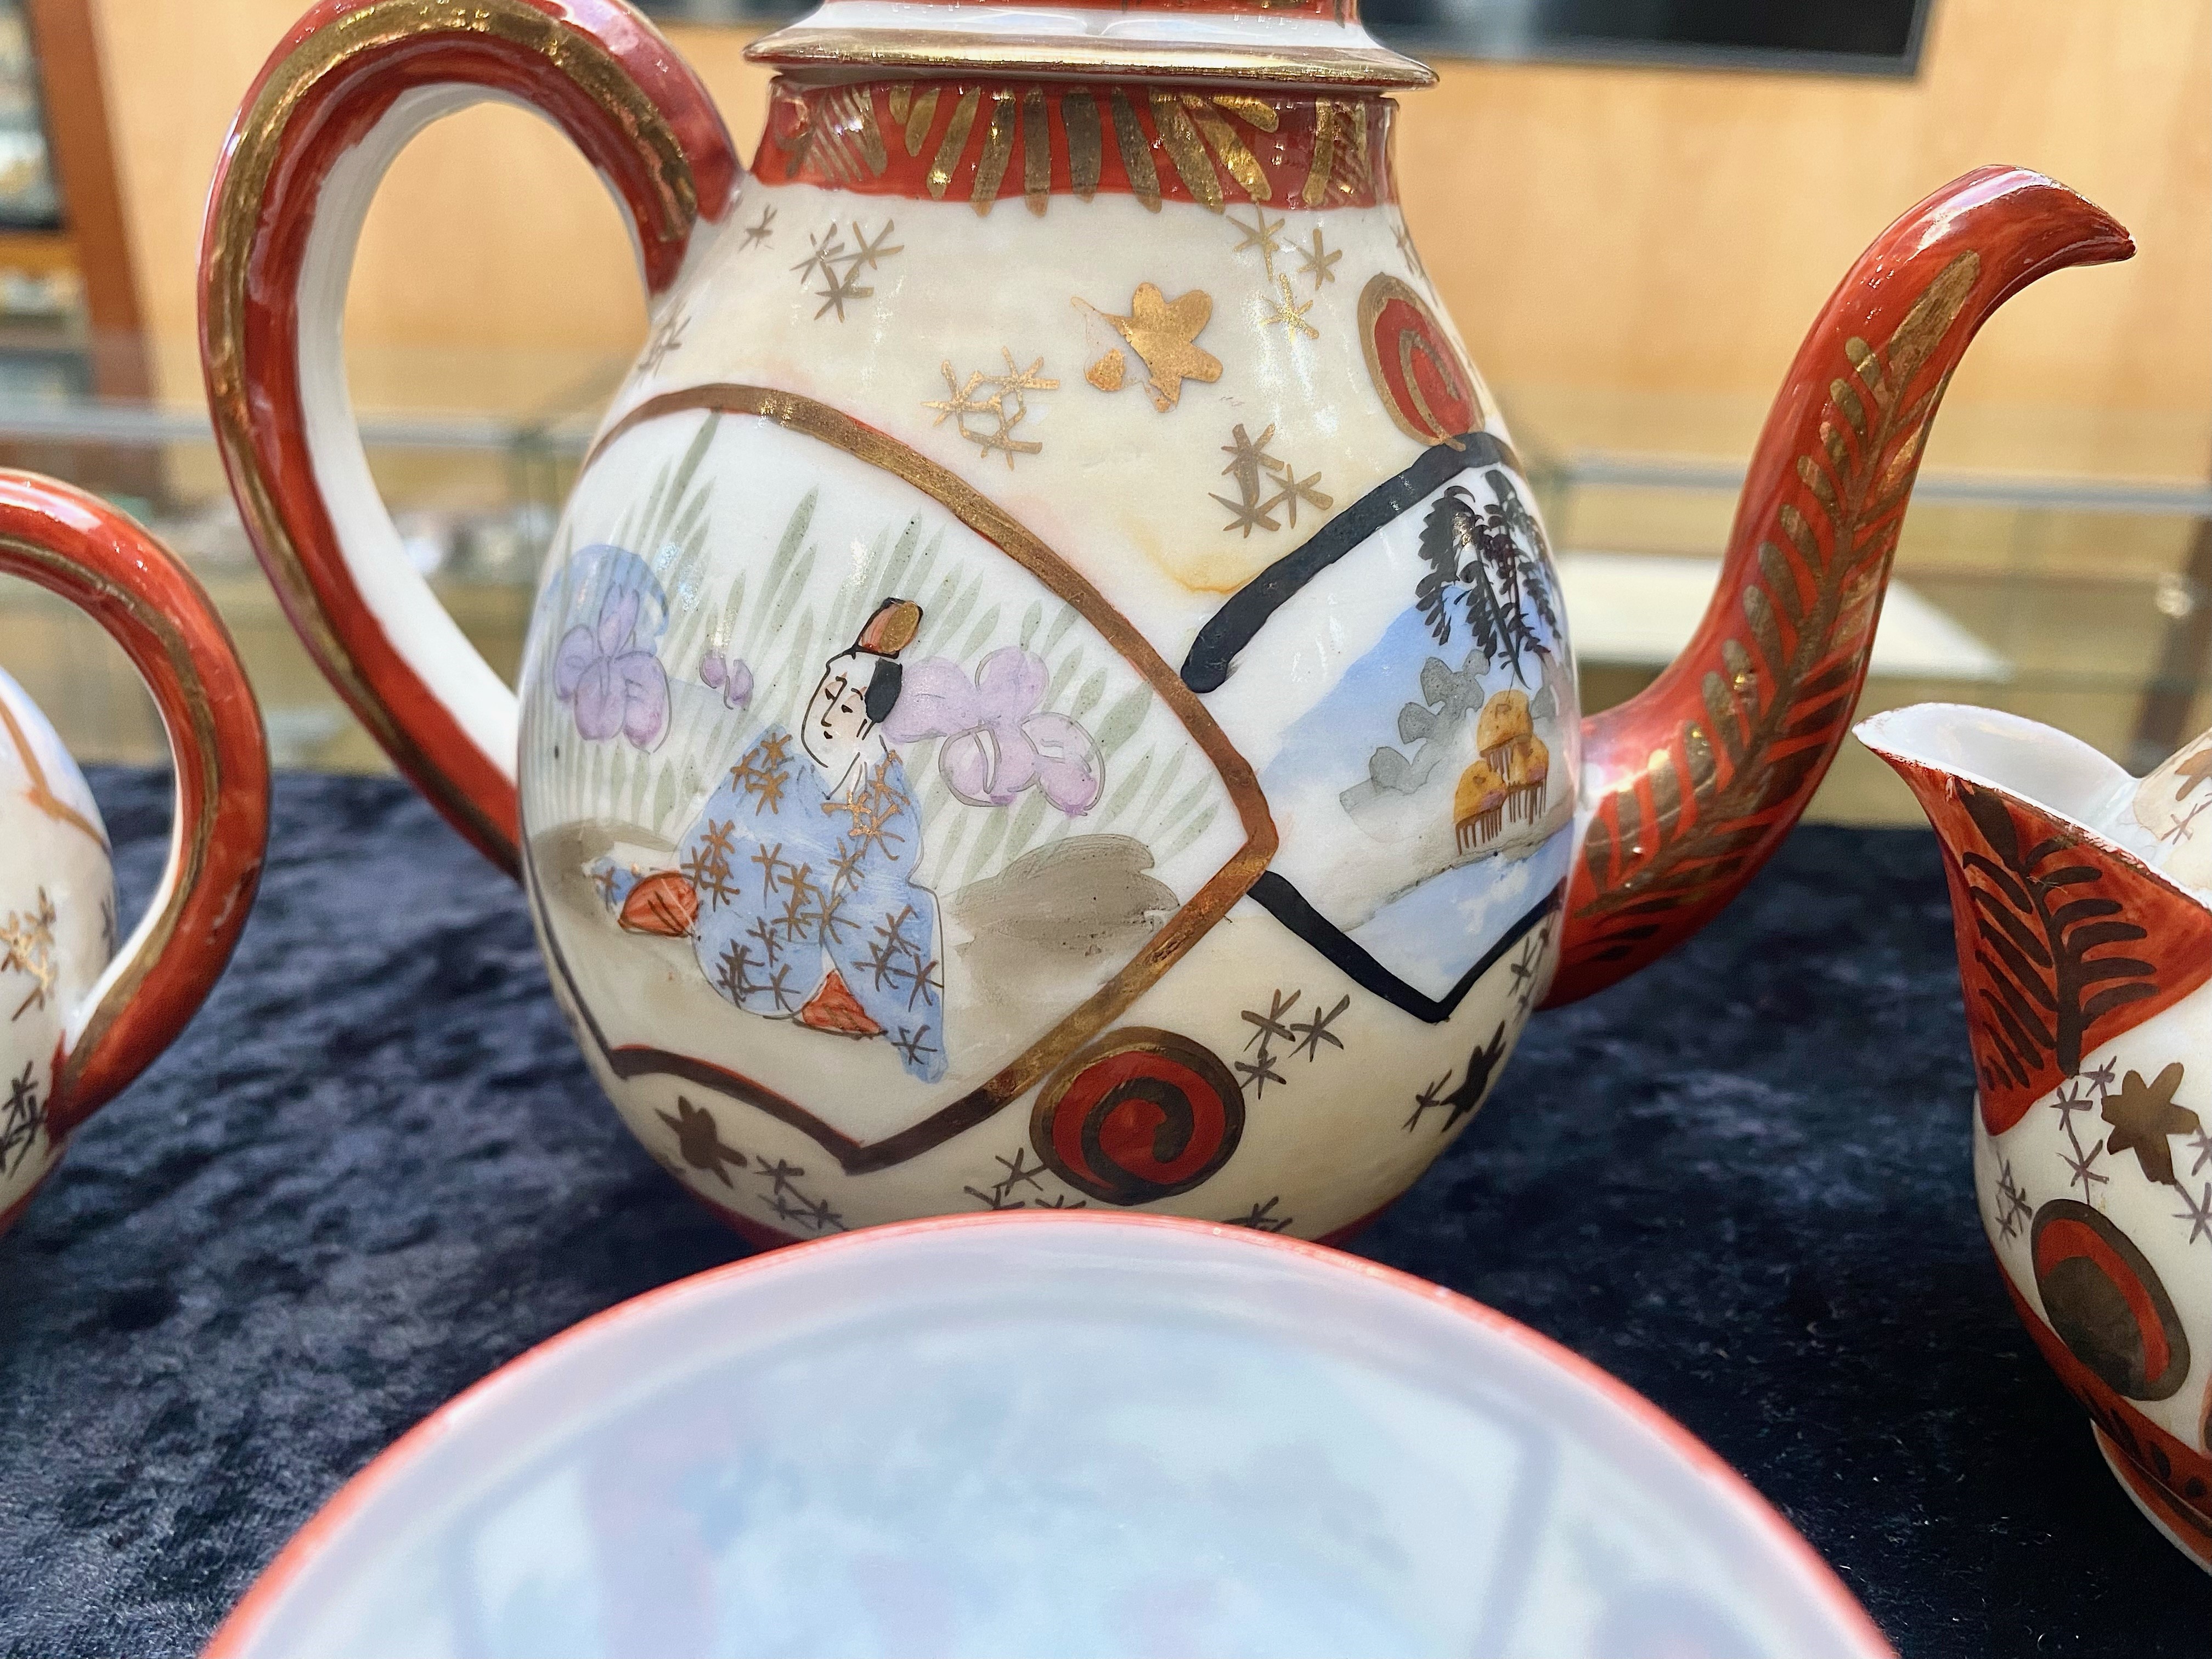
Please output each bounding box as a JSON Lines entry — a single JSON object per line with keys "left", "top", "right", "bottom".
{"left": 200, "top": 0, "right": 2131, "bottom": 1245}
{"left": 1859, "top": 706, "right": 2211, "bottom": 1569}
{"left": 0, "top": 472, "right": 268, "bottom": 1235}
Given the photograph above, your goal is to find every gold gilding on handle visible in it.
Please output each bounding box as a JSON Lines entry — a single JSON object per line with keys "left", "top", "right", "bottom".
{"left": 3, "top": 535, "right": 218, "bottom": 1109}
{"left": 203, "top": 0, "right": 701, "bottom": 871}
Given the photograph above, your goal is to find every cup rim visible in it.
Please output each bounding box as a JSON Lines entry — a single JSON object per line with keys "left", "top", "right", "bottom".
{"left": 204, "top": 1208, "right": 1893, "bottom": 1658}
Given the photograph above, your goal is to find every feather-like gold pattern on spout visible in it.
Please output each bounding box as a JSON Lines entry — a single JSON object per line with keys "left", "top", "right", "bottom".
{"left": 1547, "top": 168, "right": 2136, "bottom": 1005}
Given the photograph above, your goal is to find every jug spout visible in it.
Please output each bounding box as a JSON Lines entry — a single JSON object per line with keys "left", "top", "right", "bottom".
{"left": 1545, "top": 166, "right": 2133, "bottom": 1006}
{"left": 1857, "top": 703, "right": 2211, "bottom": 1137}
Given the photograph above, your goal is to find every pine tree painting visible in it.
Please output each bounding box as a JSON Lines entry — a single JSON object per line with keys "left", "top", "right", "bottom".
{"left": 1413, "top": 470, "right": 1560, "bottom": 684}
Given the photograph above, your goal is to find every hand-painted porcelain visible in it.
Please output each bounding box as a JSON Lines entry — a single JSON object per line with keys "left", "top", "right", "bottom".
{"left": 205, "top": 1211, "right": 1894, "bottom": 1659}
{"left": 1859, "top": 706, "right": 2212, "bottom": 1571}
{"left": 0, "top": 472, "right": 268, "bottom": 1235}
{"left": 201, "top": 0, "right": 2131, "bottom": 1243}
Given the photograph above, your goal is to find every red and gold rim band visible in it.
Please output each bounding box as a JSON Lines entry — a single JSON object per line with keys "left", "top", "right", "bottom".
{"left": 755, "top": 78, "right": 1398, "bottom": 212}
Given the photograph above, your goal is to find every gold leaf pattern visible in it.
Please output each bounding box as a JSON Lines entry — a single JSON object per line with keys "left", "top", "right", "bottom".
{"left": 1183, "top": 95, "right": 1271, "bottom": 204}
{"left": 972, "top": 89, "right": 1017, "bottom": 214}
{"left": 1575, "top": 250, "right": 1987, "bottom": 944}
{"left": 1109, "top": 89, "right": 1160, "bottom": 212}
{"left": 1302, "top": 99, "right": 1338, "bottom": 210}
{"left": 1064, "top": 88, "right": 1102, "bottom": 199}
{"left": 1022, "top": 87, "right": 1051, "bottom": 216}
{"left": 902, "top": 87, "right": 939, "bottom": 158}
{"left": 1149, "top": 89, "right": 1223, "bottom": 211}
{"left": 1212, "top": 93, "right": 1280, "bottom": 131}
{"left": 928, "top": 87, "right": 981, "bottom": 200}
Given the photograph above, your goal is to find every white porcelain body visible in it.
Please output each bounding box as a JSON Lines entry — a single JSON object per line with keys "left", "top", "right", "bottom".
{"left": 208, "top": 1214, "right": 1887, "bottom": 1659}
{"left": 516, "top": 169, "right": 1579, "bottom": 1239}
{"left": 0, "top": 665, "right": 116, "bottom": 1223}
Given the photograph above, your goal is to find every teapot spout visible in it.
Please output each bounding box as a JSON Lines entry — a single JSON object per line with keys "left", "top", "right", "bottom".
{"left": 1545, "top": 167, "right": 2132, "bottom": 1006}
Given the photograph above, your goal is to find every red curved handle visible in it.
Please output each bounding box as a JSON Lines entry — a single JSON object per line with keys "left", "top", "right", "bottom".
{"left": 0, "top": 473, "right": 269, "bottom": 1133}
{"left": 1544, "top": 166, "right": 2134, "bottom": 1007}
{"left": 199, "top": 0, "right": 741, "bottom": 877}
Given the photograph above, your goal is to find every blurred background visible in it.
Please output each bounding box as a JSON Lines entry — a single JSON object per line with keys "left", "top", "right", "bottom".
{"left": 1, "top": 0, "right": 2204, "bottom": 818}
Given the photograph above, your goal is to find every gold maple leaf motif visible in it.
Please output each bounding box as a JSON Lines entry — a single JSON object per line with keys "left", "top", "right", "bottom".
{"left": 1093, "top": 284, "right": 1222, "bottom": 412}
{"left": 2101, "top": 1061, "right": 2199, "bottom": 1187}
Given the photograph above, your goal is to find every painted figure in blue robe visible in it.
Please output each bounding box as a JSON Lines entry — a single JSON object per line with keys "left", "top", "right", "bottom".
{"left": 591, "top": 599, "right": 947, "bottom": 1082}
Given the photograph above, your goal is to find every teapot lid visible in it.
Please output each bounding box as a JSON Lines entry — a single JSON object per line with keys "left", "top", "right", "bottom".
{"left": 746, "top": 1, "right": 1437, "bottom": 89}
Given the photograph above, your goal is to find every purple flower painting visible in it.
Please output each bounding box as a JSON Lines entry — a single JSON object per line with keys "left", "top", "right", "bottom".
{"left": 554, "top": 546, "right": 670, "bottom": 751}
{"left": 699, "top": 648, "right": 753, "bottom": 710}
{"left": 885, "top": 646, "right": 1103, "bottom": 815}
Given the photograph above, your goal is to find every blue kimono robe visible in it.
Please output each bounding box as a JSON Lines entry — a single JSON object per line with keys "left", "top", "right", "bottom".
{"left": 595, "top": 727, "right": 946, "bottom": 1081}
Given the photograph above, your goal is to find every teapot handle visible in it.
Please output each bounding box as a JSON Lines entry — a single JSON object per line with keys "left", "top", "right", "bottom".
{"left": 0, "top": 473, "right": 269, "bottom": 1137}
{"left": 199, "top": 0, "right": 741, "bottom": 877}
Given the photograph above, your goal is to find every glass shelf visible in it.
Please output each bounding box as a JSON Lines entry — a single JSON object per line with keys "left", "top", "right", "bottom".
{"left": 0, "top": 354, "right": 2204, "bottom": 825}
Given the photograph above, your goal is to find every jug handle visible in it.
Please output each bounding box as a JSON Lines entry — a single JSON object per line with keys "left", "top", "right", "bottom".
{"left": 199, "top": 0, "right": 742, "bottom": 877}
{"left": 0, "top": 473, "right": 269, "bottom": 1137}
{"left": 1543, "top": 166, "right": 2132, "bottom": 1007}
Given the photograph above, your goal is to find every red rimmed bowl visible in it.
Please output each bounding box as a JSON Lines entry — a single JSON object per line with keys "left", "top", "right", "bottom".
{"left": 209, "top": 1214, "right": 1888, "bottom": 1658}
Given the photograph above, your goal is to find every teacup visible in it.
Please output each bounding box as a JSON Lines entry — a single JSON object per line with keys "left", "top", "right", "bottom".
{"left": 208, "top": 1212, "right": 1891, "bottom": 1658}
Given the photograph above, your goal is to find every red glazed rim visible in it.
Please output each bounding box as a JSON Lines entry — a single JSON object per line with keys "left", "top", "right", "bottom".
{"left": 205, "top": 1211, "right": 1893, "bottom": 1657}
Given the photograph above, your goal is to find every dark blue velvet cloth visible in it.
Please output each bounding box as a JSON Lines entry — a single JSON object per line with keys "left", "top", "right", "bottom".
{"left": 0, "top": 768, "right": 2205, "bottom": 1656}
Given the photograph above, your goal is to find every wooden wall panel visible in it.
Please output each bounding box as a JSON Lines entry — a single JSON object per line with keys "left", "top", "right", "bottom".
{"left": 86, "top": 0, "right": 2209, "bottom": 477}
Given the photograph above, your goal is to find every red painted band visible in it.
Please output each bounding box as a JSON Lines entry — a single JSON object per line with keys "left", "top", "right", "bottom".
{"left": 754, "top": 78, "right": 1396, "bottom": 210}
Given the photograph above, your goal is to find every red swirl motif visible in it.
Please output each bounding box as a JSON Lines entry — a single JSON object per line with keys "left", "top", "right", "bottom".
{"left": 1030, "top": 1028, "right": 1245, "bottom": 1205}
{"left": 1356, "top": 273, "right": 1482, "bottom": 448}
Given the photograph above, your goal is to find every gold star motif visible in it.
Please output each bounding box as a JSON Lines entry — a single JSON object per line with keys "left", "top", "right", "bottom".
{"left": 2103, "top": 1062, "right": 2200, "bottom": 1188}
{"left": 924, "top": 349, "right": 1059, "bottom": 467}
{"left": 1218, "top": 421, "right": 1276, "bottom": 503}
{"left": 1084, "top": 284, "right": 1222, "bottom": 413}
{"left": 791, "top": 226, "right": 847, "bottom": 285}
{"left": 1392, "top": 217, "right": 1436, "bottom": 291}
{"left": 1210, "top": 486, "right": 1281, "bottom": 538}
{"left": 845, "top": 218, "right": 903, "bottom": 270}
{"left": 1227, "top": 207, "right": 1288, "bottom": 281}
{"left": 741, "top": 204, "right": 776, "bottom": 249}
{"left": 1263, "top": 464, "right": 1333, "bottom": 528}
{"left": 1261, "top": 274, "right": 1318, "bottom": 341}
{"left": 638, "top": 311, "right": 686, "bottom": 375}
{"left": 1296, "top": 227, "right": 1341, "bottom": 289}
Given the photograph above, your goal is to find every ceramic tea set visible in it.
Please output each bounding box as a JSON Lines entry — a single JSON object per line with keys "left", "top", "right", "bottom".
{"left": 0, "top": 0, "right": 2200, "bottom": 1628}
